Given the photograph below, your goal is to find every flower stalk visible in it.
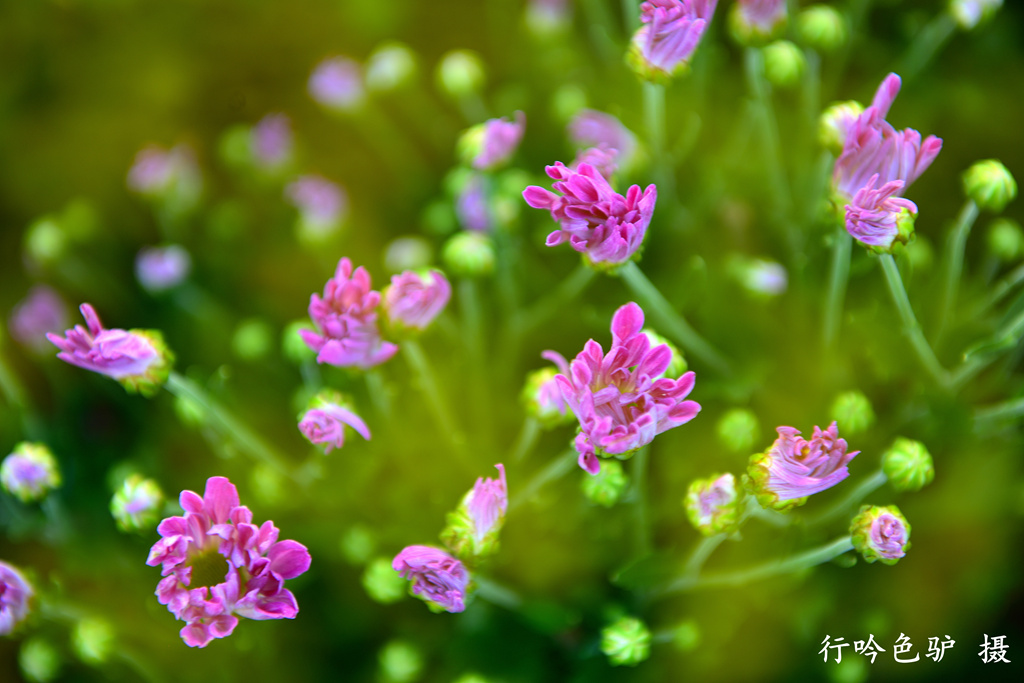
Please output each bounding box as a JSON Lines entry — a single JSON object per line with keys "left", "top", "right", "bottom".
{"left": 937, "top": 198, "right": 981, "bottom": 338}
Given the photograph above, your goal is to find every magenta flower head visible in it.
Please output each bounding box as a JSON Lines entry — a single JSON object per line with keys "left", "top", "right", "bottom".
{"left": 250, "top": 113, "right": 294, "bottom": 171}
{"left": 523, "top": 162, "right": 657, "bottom": 270}
{"left": 146, "top": 476, "right": 311, "bottom": 647}
{"left": 628, "top": 1, "right": 718, "bottom": 82}
{"left": 521, "top": 350, "right": 575, "bottom": 428}
{"left": 684, "top": 472, "right": 741, "bottom": 536}
{"left": 568, "top": 109, "right": 638, "bottom": 170}
{"left": 441, "top": 464, "right": 508, "bottom": 562}
{"left": 136, "top": 244, "right": 191, "bottom": 293}
{"left": 746, "top": 422, "right": 859, "bottom": 512}
{"left": 455, "top": 173, "right": 493, "bottom": 232}
{"left": 47, "top": 304, "right": 174, "bottom": 397}
{"left": 460, "top": 111, "right": 526, "bottom": 171}
{"left": 844, "top": 175, "right": 918, "bottom": 253}
{"left": 851, "top": 504, "right": 911, "bottom": 565}
{"left": 285, "top": 175, "right": 349, "bottom": 242}
{"left": 383, "top": 269, "right": 451, "bottom": 334}
{"left": 392, "top": 545, "right": 470, "bottom": 613}
{"left": 9, "top": 285, "right": 68, "bottom": 353}
{"left": 0, "top": 560, "right": 34, "bottom": 636}
{"left": 1, "top": 443, "right": 61, "bottom": 504}
{"left": 571, "top": 145, "right": 619, "bottom": 180}
{"left": 300, "top": 258, "right": 398, "bottom": 369}
{"left": 833, "top": 73, "right": 942, "bottom": 202}
{"left": 554, "top": 302, "right": 701, "bottom": 475}
{"left": 308, "top": 56, "right": 365, "bottom": 112}
{"left": 126, "top": 144, "right": 202, "bottom": 210}
{"left": 729, "top": 0, "right": 787, "bottom": 45}
{"left": 297, "top": 389, "right": 371, "bottom": 454}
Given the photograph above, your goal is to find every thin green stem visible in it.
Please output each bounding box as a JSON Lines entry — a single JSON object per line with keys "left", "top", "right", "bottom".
{"left": 515, "top": 263, "right": 596, "bottom": 337}
{"left": 976, "top": 397, "right": 1024, "bottom": 423}
{"left": 951, "top": 306, "right": 1024, "bottom": 390}
{"left": 509, "top": 448, "right": 577, "bottom": 511}
{"left": 938, "top": 199, "right": 981, "bottom": 337}
{"left": 823, "top": 228, "right": 853, "bottom": 348}
{"left": 0, "top": 352, "right": 44, "bottom": 439}
{"left": 807, "top": 469, "right": 888, "bottom": 527}
{"left": 619, "top": 261, "right": 730, "bottom": 374}
{"left": 474, "top": 576, "right": 523, "bottom": 611}
{"left": 621, "top": 0, "right": 639, "bottom": 33}
{"left": 662, "top": 535, "right": 854, "bottom": 594}
{"left": 682, "top": 533, "right": 727, "bottom": 581}
{"left": 630, "top": 446, "right": 651, "bottom": 559}
{"left": 977, "top": 261, "right": 1024, "bottom": 315}
{"left": 401, "top": 338, "right": 465, "bottom": 450}
{"left": 879, "top": 255, "right": 951, "bottom": 388}
{"left": 363, "top": 368, "right": 392, "bottom": 420}
{"left": 899, "top": 11, "right": 958, "bottom": 83}
{"left": 744, "top": 48, "right": 793, "bottom": 220}
{"left": 644, "top": 81, "right": 666, "bottom": 165}
{"left": 509, "top": 417, "right": 542, "bottom": 463}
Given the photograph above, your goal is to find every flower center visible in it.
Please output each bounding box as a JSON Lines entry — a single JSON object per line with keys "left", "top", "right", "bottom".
{"left": 186, "top": 546, "right": 230, "bottom": 589}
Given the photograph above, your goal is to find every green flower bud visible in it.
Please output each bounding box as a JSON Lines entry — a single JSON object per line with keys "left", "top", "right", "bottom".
{"left": 963, "top": 159, "right": 1017, "bottom": 212}
{"left": 521, "top": 367, "right": 574, "bottom": 429}
{"left": 830, "top": 391, "right": 875, "bottom": 435}
{"left": 232, "top": 318, "right": 273, "bottom": 361}
{"left": 797, "top": 5, "right": 847, "bottom": 52}
{"left": 716, "top": 408, "right": 760, "bottom": 453}
{"left": 763, "top": 41, "right": 806, "bottom": 89}
{"left": 601, "top": 616, "right": 652, "bottom": 667}
{"left": 218, "top": 124, "right": 253, "bottom": 170}
{"left": 384, "top": 236, "right": 434, "bottom": 274}
{"left": 986, "top": 218, "right": 1024, "bottom": 262}
{"left": 456, "top": 124, "right": 487, "bottom": 168}
{"left": 1, "top": 442, "right": 61, "bottom": 503}
{"left": 422, "top": 198, "right": 458, "bottom": 236}
{"left": 729, "top": 2, "right": 788, "bottom": 47}
{"left": 881, "top": 438, "right": 934, "bottom": 492}
{"left": 550, "top": 83, "right": 587, "bottom": 124}
{"left": 24, "top": 217, "right": 68, "bottom": 267}
{"left": 673, "top": 619, "right": 701, "bottom": 652}
{"left": 684, "top": 473, "right": 741, "bottom": 536}
{"left": 641, "top": 328, "right": 688, "bottom": 377}
{"left": 366, "top": 42, "right": 417, "bottom": 93}
{"left": 340, "top": 524, "right": 377, "bottom": 565}
{"left": 362, "top": 556, "right": 409, "bottom": 604}
{"left": 442, "top": 232, "right": 495, "bottom": 278}
{"left": 850, "top": 504, "right": 911, "bottom": 565}
{"left": 110, "top": 474, "right": 164, "bottom": 532}
{"left": 581, "top": 459, "right": 629, "bottom": 507}
{"left": 819, "top": 101, "right": 864, "bottom": 155}
{"left": 951, "top": 0, "right": 1003, "bottom": 31}
{"left": 282, "top": 319, "right": 318, "bottom": 365}
{"left": 379, "top": 640, "right": 424, "bottom": 683}
{"left": 20, "top": 638, "right": 61, "bottom": 683}
{"left": 436, "top": 50, "right": 485, "bottom": 99}
{"left": 453, "top": 674, "right": 491, "bottom": 683}
{"left": 71, "top": 618, "right": 114, "bottom": 664}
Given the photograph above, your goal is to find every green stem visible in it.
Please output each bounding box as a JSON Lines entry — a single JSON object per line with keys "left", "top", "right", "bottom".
{"left": 631, "top": 446, "right": 651, "bottom": 559}
{"left": 619, "top": 261, "right": 731, "bottom": 374}
{"left": 899, "top": 11, "right": 958, "bottom": 83}
{"left": 976, "top": 261, "right": 1024, "bottom": 315}
{"left": 363, "top": 368, "right": 392, "bottom": 420}
{"left": 744, "top": 48, "right": 793, "bottom": 220}
{"left": 516, "top": 263, "right": 597, "bottom": 335}
{"left": 644, "top": 81, "right": 666, "bottom": 174}
{"left": 823, "top": 228, "right": 853, "bottom": 348}
{"left": 807, "top": 469, "right": 888, "bottom": 527}
{"left": 474, "top": 576, "right": 523, "bottom": 611}
{"left": 164, "top": 372, "right": 301, "bottom": 483}
{"left": 662, "top": 535, "right": 854, "bottom": 594}
{"left": 938, "top": 199, "right": 981, "bottom": 337}
{"left": 951, "top": 306, "right": 1024, "bottom": 390}
{"left": 682, "top": 533, "right": 727, "bottom": 581}
{"left": 0, "top": 352, "right": 44, "bottom": 439}
{"left": 509, "top": 417, "right": 542, "bottom": 463}
{"left": 509, "top": 448, "right": 577, "bottom": 511}
{"left": 879, "top": 255, "right": 951, "bottom": 388}
{"left": 975, "top": 396, "right": 1024, "bottom": 423}
{"left": 621, "top": 0, "right": 639, "bottom": 33}
{"left": 401, "top": 338, "right": 465, "bottom": 449}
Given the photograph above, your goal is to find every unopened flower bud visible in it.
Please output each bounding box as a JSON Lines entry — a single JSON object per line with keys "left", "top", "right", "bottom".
{"left": 71, "top": 618, "right": 114, "bottom": 664}
{"left": 110, "top": 474, "right": 163, "bottom": 532}
{"left": 717, "top": 408, "right": 760, "bottom": 453}
{"left": 1, "top": 443, "right": 61, "bottom": 504}
{"left": 442, "top": 232, "right": 495, "bottom": 277}
{"left": 685, "top": 473, "right": 742, "bottom": 536}
{"left": 1, "top": 560, "right": 34, "bottom": 636}
{"left": 950, "top": 0, "right": 1003, "bottom": 31}
{"left": 641, "top": 328, "right": 688, "bottom": 377}
{"left": 830, "top": 390, "right": 875, "bottom": 435}
{"left": 298, "top": 389, "right": 371, "bottom": 455}
{"left": 881, "top": 438, "right": 934, "bottom": 492}
{"left": 436, "top": 50, "right": 485, "bottom": 99}
{"left": 340, "top": 524, "right": 377, "bottom": 565}
{"left": 581, "top": 459, "right": 629, "bottom": 507}
{"left": 730, "top": 0, "right": 788, "bottom": 47}
{"left": 366, "top": 42, "right": 417, "bottom": 93}
{"left": 23, "top": 218, "right": 67, "bottom": 267}
{"left": 963, "top": 159, "right": 1017, "bottom": 212}
{"left": 673, "top": 619, "right": 701, "bottom": 652}
{"left": 819, "top": 101, "right": 864, "bottom": 155}
{"left": 232, "top": 318, "right": 273, "bottom": 361}
{"left": 282, "top": 320, "right": 318, "bottom": 365}
{"left": 362, "top": 557, "right": 409, "bottom": 604}
{"left": 797, "top": 5, "right": 847, "bottom": 51}
{"left": 601, "top": 616, "right": 651, "bottom": 667}
{"left": 521, "top": 361, "right": 573, "bottom": 429}
{"left": 763, "top": 41, "right": 806, "bottom": 89}
{"left": 383, "top": 269, "right": 452, "bottom": 334}
{"left": 384, "top": 236, "right": 434, "bottom": 274}
{"left": 986, "top": 218, "right": 1024, "bottom": 262}
{"left": 135, "top": 244, "right": 191, "bottom": 293}
{"left": 441, "top": 464, "right": 507, "bottom": 562}
{"left": 19, "top": 638, "right": 59, "bottom": 683}
{"left": 850, "top": 504, "right": 911, "bottom": 565}
{"left": 728, "top": 256, "right": 788, "bottom": 297}
{"left": 379, "top": 640, "right": 424, "bottom": 683}
{"left": 392, "top": 545, "right": 470, "bottom": 613}
{"left": 309, "top": 56, "right": 365, "bottom": 112}
{"left": 551, "top": 83, "right": 587, "bottom": 124}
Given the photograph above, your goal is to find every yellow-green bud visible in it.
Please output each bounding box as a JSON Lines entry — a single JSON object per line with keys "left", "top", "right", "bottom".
{"left": 379, "top": 640, "right": 424, "bottom": 683}
{"left": 716, "top": 408, "right": 760, "bottom": 453}
{"left": 71, "top": 618, "right": 114, "bottom": 664}
{"left": 881, "top": 438, "right": 934, "bottom": 492}
{"left": 442, "top": 232, "right": 495, "bottom": 278}
{"left": 110, "top": 474, "right": 164, "bottom": 532}
{"left": 963, "top": 159, "right": 1017, "bottom": 212}
{"left": 581, "top": 459, "right": 629, "bottom": 507}
{"left": 384, "top": 236, "right": 434, "bottom": 274}
{"left": 850, "top": 504, "right": 911, "bottom": 565}
{"left": 550, "top": 83, "right": 587, "bottom": 124}
{"left": 23, "top": 218, "right": 68, "bottom": 267}
{"left": 685, "top": 473, "right": 741, "bottom": 536}
{"left": 830, "top": 391, "right": 875, "bottom": 435}
{"left": 218, "top": 125, "right": 252, "bottom": 169}
{"left": 819, "top": 101, "right": 864, "bottom": 155}
{"left": 601, "top": 616, "right": 652, "bottom": 666}
{"left": 340, "top": 524, "right": 377, "bottom": 565}
{"left": 673, "top": 619, "right": 701, "bottom": 652}
{"left": 729, "top": 2, "right": 788, "bottom": 47}
{"left": 436, "top": 50, "right": 485, "bottom": 99}
{"left": 797, "top": 5, "right": 847, "bottom": 52}
{"left": 282, "top": 320, "right": 317, "bottom": 365}
{"left": 986, "top": 218, "right": 1024, "bottom": 262}
{"left": 453, "top": 675, "right": 491, "bottom": 683}
{"left": 362, "top": 557, "right": 409, "bottom": 604}
{"left": 20, "top": 638, "right": 61, "bottom": 683}
{"left": 366, "top": 42, "right": 417, "bottom": 93}
{"left": 232, "top": 318, "right": 273, "bottom": 361}
{"left": 1, "top": 442, "right": 61, "bottom": 504}
{"left": 763, "top": 41, "right": 806, "bottom": 89}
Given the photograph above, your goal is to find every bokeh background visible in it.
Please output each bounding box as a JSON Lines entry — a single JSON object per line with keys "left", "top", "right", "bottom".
{"left": 2, "top": 0, "right": 1023, "bottom": 681}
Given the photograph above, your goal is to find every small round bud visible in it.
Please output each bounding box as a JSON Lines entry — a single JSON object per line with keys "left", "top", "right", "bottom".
{"left": 716, "top": 408, "right": 760, "bottom": 453}
{"left": 581, "top": 459, "right": 629, "bottom": 507}
{"left": 436, "top": 50, "right": 485, "bottom": 99}
{"left": 601, "top": 615, "right": 652, "bottom": 667}
{"left": 384, "top": 236, "right": 434, "bottom": 274}
{"left": 340, "top": 524, "right": 377, "bottom": 565}
{"left": 232, "top": 318, "right": 273, "bottom": 361}
{"left": 378, "top": 640, "right": 424, "bottom": 683}
{"left": 442, "top": 232, "right": 495, "bottom": 278}
{"left": 282, "top": 320, "right": 318, "bottom": 365}
{"left": 453, "top": 675, "right": 491, "bottom": 683}
{"left": 763, "top": 41, "right": 806, "bottom": 89}
{"left": 963, "top": 159, "right": 1017, "bottom": 212}
{"left": 881, "top": 438, "right": 934, "bottom": 492}
{"left": 1, "top": 443, "right": 61, "bottom": 504}
{"left": 728, "top": 256, "right": 788, "bottom": 297}
{"left": 362, "top": 557, "right": 409, "bottom": 604}
{"left": 950, "top": 0, "right": 1003, "bottom": 31}
{"left": 729, "top": 1, "right": 788, "bottom": 47}
{"left": 850, "top": 504, "right": 911, "bottom": 565}
{"left": 830, "top": 390, "right": 875, "bottom": 435}
{"left": 23, "top": 218, "right": 68, "bottom": 267}
{"left": 19, "top": 638, "right": 60, "bottom": 683}
{"left": 673, "top": 619, "right": 701, "bottom": 652}
{"left": 366, "top": 42, "right": 417, "bottom": 93}
{"left": 986, "top": 218, "right": 1024, "bottom": 262}
{"left": 684, "top": 473, "right": 741, "bottom": 536}
{"left": 819, "top": 101, "right": 864, "bottom": 155}
{"left": 71, "top": 618, "right": 114, "bottom": 664}
{"left": 797, "top": 5, "right": 847, "bottom": 52}
{"left": 641, "top": 328, "right": 688, "bottom": 377}
{"left": 218, "top": 125, "right": 252, "bottom": 169}
{"left": 550, "top": 83, "right": 587, "bottom": 124}
{"left": 110, "top": 474, "right": 164, "bottom": 532}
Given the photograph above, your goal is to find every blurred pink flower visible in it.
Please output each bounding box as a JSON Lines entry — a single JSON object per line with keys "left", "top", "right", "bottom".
{"left": 383, "top": 269, "right": 451, "bottom": 332}
{"left": 286, "top": 175, "right": 349, "bottom": 234}
{"left": 844, "top": 175, "right": 918, "bottom": 251}
{"left": 392, "top": 545, "right": 469, "bottom": 613}
{"left": 9, "top": 285, "right": 68, "bottom": 352}
{"left": 571, "top": 145, "right": 619, "bottom": 180}
{"left": 568, "top": 110, "right": 637, "bottom": 167}
{"left": 251, "top": 113, "right": 293, "bottom": 170}
{"left": 298, "top": 391, "right": 371, "bottom": 454}
{"left": 135, "top": 244, "right": 191, "bottom": 293}
{"left": 455, "top": 174, "right": 492, "bottom": 232}
{"left": 473, "top": 111, "right": 526, "bottom": 171}
{"left": 0, "top": 560, "right": 33, "bottom": 636}
{"left": 308, "top": 57, "right": 365, "bottom": 111}
{"left": 629, "top": 1, "right": 718, "bottom": 80}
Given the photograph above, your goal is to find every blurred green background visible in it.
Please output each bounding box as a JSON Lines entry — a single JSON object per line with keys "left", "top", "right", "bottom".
{"left": 2, "top": 0, "right": 1023, "bottom": 681}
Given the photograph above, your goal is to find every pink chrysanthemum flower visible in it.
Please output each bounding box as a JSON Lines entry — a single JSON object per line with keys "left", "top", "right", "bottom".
{"left": 299, "top": 258, "right": 398, "bottom": 369}
{"left": 251, "top": 113, "right": 293, "bottom": 170}
{"left": 383, "top": 269, "right": 452, "bottom": 333}
{"left": 146, "top": 476, "right": 311, "bottom": 647}
{"left": 523, "top": 163, "right": 657, "bottom": 269}
{"left": 628, "top": 1, "right": 718, "bottom": 82}
{"left": 833, "top": 73, "right": 942, "bottom": 202}
{"left": 0, "top": 560, "right": 34, "bottom": 636}
{"left": 746, "top": 422, "right": 860, "bottom": 511}
{"left": 684, "top": 472, "right": 741, "bottom": 536}
{"left": 571, "top": 145, "right": 619, "bottom": 180}
{"left": 285, "top": 175, "right": 349, "bottom": 237}
{"left": 135, "top": 244, "right": 191, "bottom": 293}
{"left": 473, "top": 111, "right": 526, "bottom": 171}
{"left": 126, "top": 144, "right": 202, "bottom": 208}
{"left": 568, "top": 110, "right": 637, "bottom": 169}
{"left": 392, "top": 545, "right": 470, "bottom": 613}
{"left": 844, "top": 174, "right": 918, "bottom": 252}
{"left": 46, "top": 304, "right": 174, "bottom": 397}
{"left": 9, "top": 285, "right": 68, "bottom": 353}
{"left": 298, "top": 390, "right": 371, "bottom": 454}
{"left": 554, "top": 302, "right": 701, "bottom": 474}
{"left": 441, "top": 464, "right": 508, "bottom": 561}
{"left": 851, "top": 504, "right": 911, "bottom": 565}
{"left": 521, "top": 351, "right": 575, "bottom": 428}
{"left": 308, "top": 57, "right": 365, "bottom": 112}
{"left": 730, "top": 0, "right": 787, "bottom": 44}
